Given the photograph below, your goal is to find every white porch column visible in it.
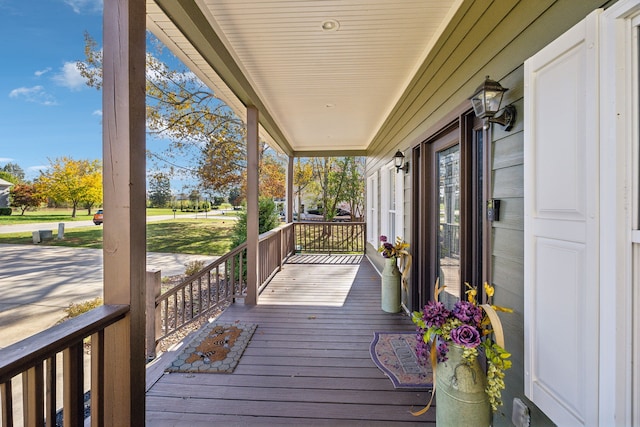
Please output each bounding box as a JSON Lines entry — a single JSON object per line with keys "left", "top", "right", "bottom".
{"left": 245, "top": 106, "right": 259, "bottom": 304}
{"left": 102, "top": 0, "right": 146, "bottom": 424}
{"left": 286, "top": 156, "right": 294, "bottom": 222}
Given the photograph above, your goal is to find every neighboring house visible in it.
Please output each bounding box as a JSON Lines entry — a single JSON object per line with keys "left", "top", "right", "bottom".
{"left": 0, "top": 178, "right": 13, "bottom": 208}
{"left": 12, "top": 1, "right": 639, "bottom": 426}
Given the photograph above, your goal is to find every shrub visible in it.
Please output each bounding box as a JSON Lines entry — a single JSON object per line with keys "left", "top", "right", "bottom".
{"left": 231, "top": 197, "right": 280, "bottom": 248}
{"left": 184, "top": 260, "right": 206, "bottom": 276}
{"left": 64, "top": 297, "right": 103, "bottom": 319}
{"left": 0, "top": 207, "right": 12, "bottom": 216}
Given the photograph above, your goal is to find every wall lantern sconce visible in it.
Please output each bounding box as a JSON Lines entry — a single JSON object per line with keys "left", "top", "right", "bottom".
{"left": 470, "top": 76, "right": 516, "bottom": 131}
{"left": 394, "top": 150, "right": 409, "bottom": 173}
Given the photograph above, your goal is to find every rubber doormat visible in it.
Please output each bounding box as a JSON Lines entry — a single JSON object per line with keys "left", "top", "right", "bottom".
{"left": 370, "top": 331, "right": 432, "bottom": 389}
{"left": 166, "top": 322, "right": 257, "bottom": 373}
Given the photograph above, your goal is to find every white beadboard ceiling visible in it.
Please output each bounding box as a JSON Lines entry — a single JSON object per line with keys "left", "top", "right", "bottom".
{"left": 147, "top": 0, "right": 461, "bottom": 156}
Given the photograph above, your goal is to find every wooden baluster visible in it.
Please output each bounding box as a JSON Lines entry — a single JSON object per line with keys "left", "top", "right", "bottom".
{"left": 45, "top": 357, "right": 56, "bottom": 427}
{"left": 22, "top": 362, "right": 44, "bottom": 427}
{"left": 91, "top": 330, "right": 104, "bottom": 427}
{"left": 63, "top": 342, "right": 84, "bottom": 426}
{"left": 1, "top": 380, "right": 14, "bottom": 427}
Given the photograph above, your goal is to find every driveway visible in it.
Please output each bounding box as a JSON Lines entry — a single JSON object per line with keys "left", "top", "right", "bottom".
{"left": 0, "top": 244, "right": 217, "bottom": 349}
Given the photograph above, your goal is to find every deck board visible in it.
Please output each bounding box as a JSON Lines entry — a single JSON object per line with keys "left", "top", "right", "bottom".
{"left": 146, "top": 257, "right": 435, "bottom": 426}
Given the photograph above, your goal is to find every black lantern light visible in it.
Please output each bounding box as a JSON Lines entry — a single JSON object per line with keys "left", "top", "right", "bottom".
{"left": 470, "top": 76, "right": 516, "bottom": 131}
{"left": 394, "top": 150, "right": 409, "bottom": 173}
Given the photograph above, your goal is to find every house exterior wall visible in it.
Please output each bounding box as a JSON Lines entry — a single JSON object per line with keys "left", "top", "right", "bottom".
{"left": 364, "top": 1, "right": 614, "bottom": 425}
{"left": 0, "top": 179, "right": 13, "bottom": 208}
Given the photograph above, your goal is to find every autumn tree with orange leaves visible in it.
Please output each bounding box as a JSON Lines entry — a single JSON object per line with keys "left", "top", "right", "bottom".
{"left": 79, "top": 33, "right": 246, "bottom": 194}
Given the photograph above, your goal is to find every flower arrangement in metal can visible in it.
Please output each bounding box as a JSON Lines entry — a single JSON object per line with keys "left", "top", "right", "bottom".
{"left": 378, "top": 235, "right": 409, "bottom": 258}
{"left": 412, "top": 279, "right": 513, "bottom": 412}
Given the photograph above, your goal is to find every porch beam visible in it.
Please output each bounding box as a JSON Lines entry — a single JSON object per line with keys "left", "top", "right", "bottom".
{"left": 102, "top": 0, "right": 146, "bottom": 424}
{"left": 245, "top": 106, "right": 259, "bottom": 305}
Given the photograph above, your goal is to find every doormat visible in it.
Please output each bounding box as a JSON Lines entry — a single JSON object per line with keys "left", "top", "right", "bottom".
{"left": 166, "top": 322, "right": 257, "bottom": 374}
{"left": 370, "top": 331, "right": 432, "bottom": 389}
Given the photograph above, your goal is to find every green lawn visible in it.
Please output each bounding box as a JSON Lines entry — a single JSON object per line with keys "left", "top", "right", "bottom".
{"left": 0, "top": 219, "right": 235, "bottom": 256}
{"left": 0, "top": 207, "right": 243, "bottom": 225}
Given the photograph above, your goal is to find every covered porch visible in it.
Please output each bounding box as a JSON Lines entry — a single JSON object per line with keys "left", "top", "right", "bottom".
{"left": 145, "top": 257, "right": 432, "bottom": 425}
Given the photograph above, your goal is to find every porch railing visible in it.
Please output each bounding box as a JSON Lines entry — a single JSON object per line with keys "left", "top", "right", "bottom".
{"left": 0, "top": 304, "right": 129, "bottom": 427}
{"left": 0, "top": 220, "right": 365, "bottom": 424}
{"left": 155, "top": 222, "right": 296, "bottom": 341}
{"left": 293, "top": 221, "right": 365, "bottom": 254}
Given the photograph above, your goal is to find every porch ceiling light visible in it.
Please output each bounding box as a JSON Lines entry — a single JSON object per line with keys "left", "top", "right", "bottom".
{"left": 394, "top": 150, "right": 409, "bottom": 174}
{"left": 321, "top": 19, "right": 340, "bottom": 31}
{"left": 470, "top": 76, "right": 516, "bottom": 131}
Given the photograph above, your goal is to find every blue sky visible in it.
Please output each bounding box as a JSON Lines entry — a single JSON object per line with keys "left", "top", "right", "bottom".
{"left": 0, "top": 0, "right": 104, "bottom": 181}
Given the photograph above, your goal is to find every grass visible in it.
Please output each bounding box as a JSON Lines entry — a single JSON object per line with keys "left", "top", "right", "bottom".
{"left": 0, "top": 207, "right": 235, "bottom": 225}
{"left": 0, "top": 219, "right": 235, "bottom": 256}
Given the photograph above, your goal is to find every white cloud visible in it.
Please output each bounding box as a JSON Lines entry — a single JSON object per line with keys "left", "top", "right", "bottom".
{"left": 34, "top": 67, "right": 52, "bottom": 77}
{"left": 28, "top": 165, "right": 48, "bottom": 174}
{"left": 92, "top": 110, "right": 102, "bottom": 116}
{"left": 64, "top": 0, "right": 102, "bottom": 14}
{"left": 0, "top": 158, "right": 15, "bottom": 164}
{"left": 52, "top": 62, "right": 87, "bottom": 91}
{"left": 9, "top": 86, "right": 57, "bottom": 106}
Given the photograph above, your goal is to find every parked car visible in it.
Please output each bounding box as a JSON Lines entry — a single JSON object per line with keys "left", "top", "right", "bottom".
{"left": 93, "top": 209, "right": 103, "bottom": 225}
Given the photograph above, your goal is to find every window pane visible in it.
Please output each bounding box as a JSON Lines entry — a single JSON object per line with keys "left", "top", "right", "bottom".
{"left": 437, "top": 144, "right": 460, "bottom": 306}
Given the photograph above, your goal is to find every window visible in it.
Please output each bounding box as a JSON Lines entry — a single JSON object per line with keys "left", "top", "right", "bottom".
{"left": 366, "top": 172, "right": 378, "bottom": 246}
{"left": 380, "top": 162, "right": 404, "bottom": 242}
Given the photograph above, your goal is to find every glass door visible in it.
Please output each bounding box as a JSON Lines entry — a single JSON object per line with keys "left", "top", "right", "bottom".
{"left": 411, "top": 112, "right": 486, "bottom": 311}
{"left": 436, "top": 144, "right": 461, "bottom": 306}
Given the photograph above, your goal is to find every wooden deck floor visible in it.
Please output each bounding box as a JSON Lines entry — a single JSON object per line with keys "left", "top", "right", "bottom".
{"left": 145, "top": 257, "right": 435, "bottom": 426}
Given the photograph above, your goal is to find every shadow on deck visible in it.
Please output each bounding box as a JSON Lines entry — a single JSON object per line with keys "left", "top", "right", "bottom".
{"left": 145, "top": 256, "right": 434, "bottom": 426}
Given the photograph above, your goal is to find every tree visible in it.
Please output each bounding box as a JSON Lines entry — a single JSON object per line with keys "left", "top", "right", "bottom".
{"left": 228, "top": 187, "right": 243, "bottom": 208}
{"left": 1, "top": 163, "right": 25, "bottom": 182}
{"left": 148, "top": 173, "right": 172, "bottom": 207}
{"left": 231, "top": 197, "right": 280, "bottom": 248}
{"left": 294, "top": 158, "right": 314, "bottom": 215}
{"left": 258, "top": 154, "right": 286, "bottom": 199}
{"left": 340, "top": 157, "right": 365, "bottom": 220}
{"left": 9, "top": 183, "right": 44, "bottom": 215}
{"left": 239, "top": 151, "right": 286, "bottom": 200}
{"left": 0, "top": 171, "right": 18, "bottom": 184}
{"left": 79, "top": 32, "right": 246, "bottom": 194}
{"left": 302, "top": 156, "right": 364, "bottom": 221}
{"left": 312, "top": 157, "right": 347, "bottom": 221}
{"left": 36, "top": 157, "right": 102, "bottom": 217}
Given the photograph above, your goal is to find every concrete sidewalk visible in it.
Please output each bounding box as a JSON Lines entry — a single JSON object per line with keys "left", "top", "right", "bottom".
{"left": 0, "top": 244, "right": 217, "bottom": 349}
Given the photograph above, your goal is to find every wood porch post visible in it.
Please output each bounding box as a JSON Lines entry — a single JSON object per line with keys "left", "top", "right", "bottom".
{"left": 102, "top": 0, "right": 146, "bottom": 425}
{"left": 286, "top": 156, "right": 294, "bottom": 223}
{"left": 245, "top": 106, "right": 259, "bottom": 305}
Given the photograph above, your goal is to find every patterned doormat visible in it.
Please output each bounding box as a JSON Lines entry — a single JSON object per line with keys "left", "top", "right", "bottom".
{"left": 166, "top": 322, "right": 257, "bottom": 373}
{"left": 370, "top": 331, "right": 432, "bottom": 389}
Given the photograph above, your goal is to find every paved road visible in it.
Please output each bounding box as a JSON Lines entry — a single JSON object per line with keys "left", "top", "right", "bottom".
{"left": 0, "top": 244, "right": 217, "bottom": 349}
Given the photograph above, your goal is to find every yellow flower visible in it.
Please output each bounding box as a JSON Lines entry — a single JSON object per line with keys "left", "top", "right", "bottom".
{"left": 484, "top": 282, "right": 495, "bottom": 297}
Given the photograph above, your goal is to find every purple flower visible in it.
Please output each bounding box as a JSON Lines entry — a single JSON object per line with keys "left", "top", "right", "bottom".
{"left": 450, "top": 324, "right": 481, "bottom": 348}
{"left": 415, "top": 334, "right": 430, "bottom": 363}
{"left": 421, "top": 301, "right": 450, "bottom": 328}
{"left": 379, "top": 235, "right": 388, "bottom": 243}
{"left": 436, "top": 340, "right": 449, "bottom": 362}
{"left": 452, "top": 301, "right": 483, "bottom": 325}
